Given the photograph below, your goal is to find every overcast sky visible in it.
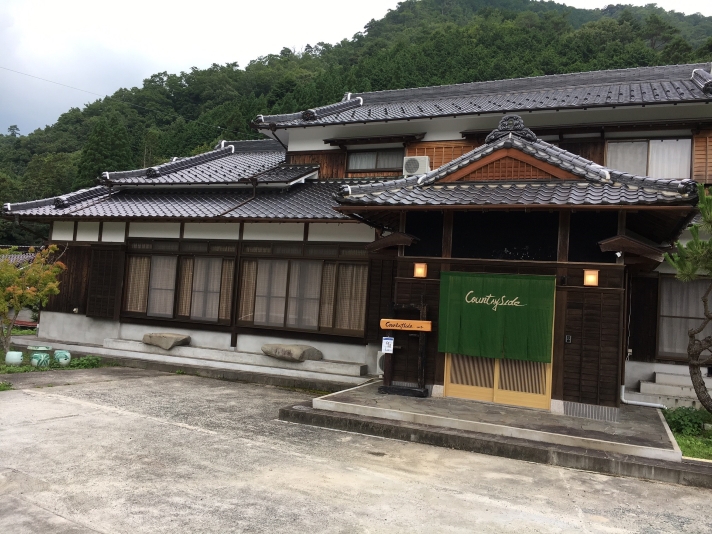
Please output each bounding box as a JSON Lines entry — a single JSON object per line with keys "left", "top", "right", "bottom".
{"left": 0, "top": 0, "right": 709, "bottom": 135}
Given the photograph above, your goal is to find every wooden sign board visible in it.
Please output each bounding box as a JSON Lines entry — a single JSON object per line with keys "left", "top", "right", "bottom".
{"left": 380, "top": 319, "right": 432, "bottom": 332}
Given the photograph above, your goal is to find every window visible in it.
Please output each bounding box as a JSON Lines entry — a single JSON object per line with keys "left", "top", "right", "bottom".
{"left": 122, "top": 240, "right": 235, "bottom": 324}
{"left": 239, "top": 247, "right": 368, "bottom": 335}
{"left": 347, "top": 149, "right": 404, "bottom": 171}
{"left": 606, "top": 139, "right": 691, "bottom": 178}
{"left": 658, "top": 277, "right": 712, "bottom": 358}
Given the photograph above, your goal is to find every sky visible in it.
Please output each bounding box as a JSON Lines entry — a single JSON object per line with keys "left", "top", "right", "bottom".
{"left": 0, "top": 0, "right": 710, "bottom": 135}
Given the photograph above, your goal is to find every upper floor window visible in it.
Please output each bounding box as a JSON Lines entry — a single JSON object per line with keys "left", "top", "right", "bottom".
{"left": 606, "top": 139, "right": 691, "bottom": 179}
{"left": 347, "top": 149, "right": 404, "bottom": 171}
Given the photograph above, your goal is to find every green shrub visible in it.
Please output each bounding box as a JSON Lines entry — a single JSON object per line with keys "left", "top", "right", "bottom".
{"left": 0, "top": 381, "right": 12, "bottom": 391}
{"left": 66, "top": 356, "right": 103, "bottom": 369}
{"left": 664, "top": 407, "right": 712, "bottom": 436}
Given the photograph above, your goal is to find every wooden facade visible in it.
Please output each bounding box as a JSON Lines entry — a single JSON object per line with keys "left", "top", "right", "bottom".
{"left": 370, "top": 251, "right": 626, "bottom": 407}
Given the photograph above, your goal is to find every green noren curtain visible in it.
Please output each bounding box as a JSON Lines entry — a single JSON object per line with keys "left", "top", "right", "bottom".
{"left": 438, "top": 272, "right": 555, "bottom": 363}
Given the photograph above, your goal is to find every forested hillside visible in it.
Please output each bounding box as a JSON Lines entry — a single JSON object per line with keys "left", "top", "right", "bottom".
{"left": 1, "top": 0, "right": 711, "bottom": 244}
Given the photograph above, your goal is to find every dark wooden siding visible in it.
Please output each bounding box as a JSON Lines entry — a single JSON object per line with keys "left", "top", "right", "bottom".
{"left": 286, "top": 151, "right": 346, "bottom": 179}
{"left": 558, "top": 140, "right": 604, "bottom": 165}
{"left": 45, "top": 245, "right": 92, "bottom": 314}
{"left": 86, "top": 246, "right": 125, "bottom": 319}
{"left": 379, "top": 255, "right": 625, "bottom": 404}
{"left": 628, "top": 275, "right": 658, "bottom": 362}
{"left": 563, "top": 289, "right": 623, "bottom": 407}
{"left": 366, "top": 257, "right": 397, "bottom": 344}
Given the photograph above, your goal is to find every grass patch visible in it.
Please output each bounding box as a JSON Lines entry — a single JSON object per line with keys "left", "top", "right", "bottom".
{"left": 278, "top": 385, "right": 333, "bottom": 396}
{"left": 664, "top": 407, "right": 712, "bottom": 460}
{"left": 0, "top": 351, "right": 107, "bottom": 374}
{"left": 11, "top": 328, "right": 37, "bottom": 336}
{"left": 0, "top": 381, "right": 12, "bottom": 391}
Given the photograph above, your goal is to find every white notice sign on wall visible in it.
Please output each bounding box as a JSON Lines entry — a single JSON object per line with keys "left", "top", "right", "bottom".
{"left": 382, "top": 337, "right": 394, "bottom": 354}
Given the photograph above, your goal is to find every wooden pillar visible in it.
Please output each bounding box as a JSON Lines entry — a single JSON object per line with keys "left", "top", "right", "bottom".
{"left": 557, "top": 210, "right": 570, "bottom": 263}
{"left": 617, "top": 210, "right": 626, "bottom": 264}
{"left": 552, "top": 210, "right": 570, "bottom": 401}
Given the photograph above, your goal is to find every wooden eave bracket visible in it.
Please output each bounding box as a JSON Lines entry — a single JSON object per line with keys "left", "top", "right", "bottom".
{"left": 598, "top": 235, "right": 667, "bottom": 262}
{"left": 365, "top": 231, "right": 419, "bottom": 251}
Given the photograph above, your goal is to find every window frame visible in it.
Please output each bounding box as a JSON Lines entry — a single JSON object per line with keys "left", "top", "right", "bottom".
{"left": 237, "top": 241, "right": 369, "bottom": 337}
{"left": 346, "top": 148, "right": 405, "bottom": 172}
{"left": 121, "top": 238, "right": 239, "bottom": 326}
{"left": 604, "top": 137, "right": 693, "bottom": 179}
{"left": 120, "top": 238, "right": 370, "bottom": 339}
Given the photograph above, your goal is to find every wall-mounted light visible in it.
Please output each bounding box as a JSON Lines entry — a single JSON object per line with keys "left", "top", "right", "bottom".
{"left": 583, "top": 269, "right": 599, "bottom": 287}
{"left": 413, "top": 263, "right": 428, "bottom": 278}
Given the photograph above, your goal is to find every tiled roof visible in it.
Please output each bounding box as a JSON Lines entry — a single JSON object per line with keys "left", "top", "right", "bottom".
{"left": 102, "top": 144, "right": 288, "bottom": 185}
{"left": 337, "top": 180, "right": 692, "bottom": 208}
{"left": 6, "top": 181, "right": 353, "bottom": 220}
{"left": 337, "top": 115, "right": 697, "bottom": 208}
{"left": 0, "top": 251, "right": 37, "bottom": 265}
{"left": 255, "top": 63, "right": 712, "bottom": 128}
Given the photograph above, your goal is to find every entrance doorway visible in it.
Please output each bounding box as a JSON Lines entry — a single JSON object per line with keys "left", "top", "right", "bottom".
{"left": 444, "top": 354, "right": 552, "bottom": 409}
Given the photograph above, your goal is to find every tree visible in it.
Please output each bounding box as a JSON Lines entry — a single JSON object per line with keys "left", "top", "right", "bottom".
{"left": 0, "top": 245, "right": 65, "bottom": 354}
{"left": 665, "top": 184, "right": 712, "bottom": 413}
{"left": 7, "top": 125, "right": 19, "bottom": 137}
{"left": 76, "top": 113, "right": 134, "bottom": 188}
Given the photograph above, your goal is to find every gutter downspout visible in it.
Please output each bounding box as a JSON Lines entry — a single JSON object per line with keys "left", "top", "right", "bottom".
{"left": 620, "top": 385, "right": 667, "bottom": 409}
{"left": 219, "top": 178, "right": 257, "bottom": 216}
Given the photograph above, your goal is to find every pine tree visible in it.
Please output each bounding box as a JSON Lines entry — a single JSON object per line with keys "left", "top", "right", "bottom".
{"left": 75, "top": 113, "right": 134, "bottom": 189}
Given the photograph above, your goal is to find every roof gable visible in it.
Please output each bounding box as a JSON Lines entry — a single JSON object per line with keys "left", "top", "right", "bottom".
{"left": 440, "top": 150, "right": 578, "bottom": 183}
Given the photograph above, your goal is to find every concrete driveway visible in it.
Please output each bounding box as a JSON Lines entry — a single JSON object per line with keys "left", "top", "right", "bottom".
{"left": 0, "top": 368, "right": 709, "bottom": 533}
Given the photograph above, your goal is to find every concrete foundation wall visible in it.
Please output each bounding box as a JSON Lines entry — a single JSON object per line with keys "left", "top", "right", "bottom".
{"left": 625, "top": 360, "right": 689, "bottom": 390}
{"left": 37, "top": 311, "right": 379, "bottom": 372}
{"left": 39, "top": 311, "right": 120, "bottom": 345}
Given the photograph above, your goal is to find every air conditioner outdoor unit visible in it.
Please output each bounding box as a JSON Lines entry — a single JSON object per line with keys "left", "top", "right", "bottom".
{"left": 402, "top": 155, "right": 430, "bottom": 176}
{"left": 376, "top": 351, "right": 386, "bottom": 376}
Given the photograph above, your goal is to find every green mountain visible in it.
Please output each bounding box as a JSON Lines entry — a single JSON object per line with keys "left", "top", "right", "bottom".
{"left": 1, "top": 0, "right": 711, "bottom": 244}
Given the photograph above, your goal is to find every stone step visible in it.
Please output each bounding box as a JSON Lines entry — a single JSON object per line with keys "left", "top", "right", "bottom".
{"left": 104, "top": 339, "right": 368, "bottom": 377}
{"left": 640, "top": 381, "right": 712, "bottom": 399}
{"left": 655, "top": 372, "right": 712, "bottom": 388}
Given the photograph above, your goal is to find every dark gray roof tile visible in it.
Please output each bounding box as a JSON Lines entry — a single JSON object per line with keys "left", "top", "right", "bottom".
{"left": 257, "top": 64, "right": 711, "bottom": 128}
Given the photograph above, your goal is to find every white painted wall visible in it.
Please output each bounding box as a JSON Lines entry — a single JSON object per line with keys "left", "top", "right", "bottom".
{"left": 285, "top": 103, "right": 712, "bottom": 152}
{"left": 129, "top": 222, "right": 181, "bottom": 238}
{"left": 52, "top": 221, "right": 74, "bottom": 241}
{"left": 101, "top": 222, "right": 126, "bottom": 242}
{"left": 243, "top": 223, "right": 304, "bottom": 241}
{"left": 75, "top": 222, "right": 100, "bottom": 242}
{"left": 183, "top": 223, "right": 240, "bottom": 240}
{"left": 308, "top": 223, "right": 374, "bottom": 242}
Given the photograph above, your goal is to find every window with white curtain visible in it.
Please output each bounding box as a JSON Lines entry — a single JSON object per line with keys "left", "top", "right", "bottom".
{"left": 239, "top": 256, "right": 368, "bottom": 335}
{"left": 147, "top": 255, "right": 178, "bottom": 318}
{"left": 286, "top": 260, "right": 323, "bottom": 330}
{"left": 347, "top": 149, "right": 404, "bottom": 170}
{"left": 658, "top": 276, "right": 712, "bottom": 357}
{"left": 190, "top": 257, "right": 223, "bottom": 322}
{"left": 606, "top": 139, "right": 691, "bottom": 178}
{"left": 254, "top": 259, "right": 289, "bottom": 327}
{"left": 123, "top": 241, "right": 236, "bottom": 324}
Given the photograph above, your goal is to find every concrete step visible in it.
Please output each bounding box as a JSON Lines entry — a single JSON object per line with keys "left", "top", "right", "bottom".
{"left": 625, "top": 391, "right": 708, "bottom": 410}
{"left": 640, "top": 381, "right": 712, "bottom": 399}
{"left": 104, "top": 339, "right": 367, "bottom": 377}
{"left": 655, "top": 372, "right": 712, "bottom": 388}
{"left": 10, "top": 337, "right": 370, "bottom": 385}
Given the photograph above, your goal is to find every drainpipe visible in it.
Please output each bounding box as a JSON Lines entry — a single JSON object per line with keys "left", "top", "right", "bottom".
{"left": 620, "top": 385, "right": 667, "bottom": 409}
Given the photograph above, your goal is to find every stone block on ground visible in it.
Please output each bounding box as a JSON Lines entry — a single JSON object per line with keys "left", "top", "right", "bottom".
{"left": 261, "top": 344, "right": 323, "bottom": 362}
{"left": 142, "top": 333, "right": 191, "bottom": 351}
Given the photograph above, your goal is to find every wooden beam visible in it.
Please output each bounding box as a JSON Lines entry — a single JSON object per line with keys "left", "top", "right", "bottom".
{"left": 557, "top": 211, "right": 570, "bottom": 263}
